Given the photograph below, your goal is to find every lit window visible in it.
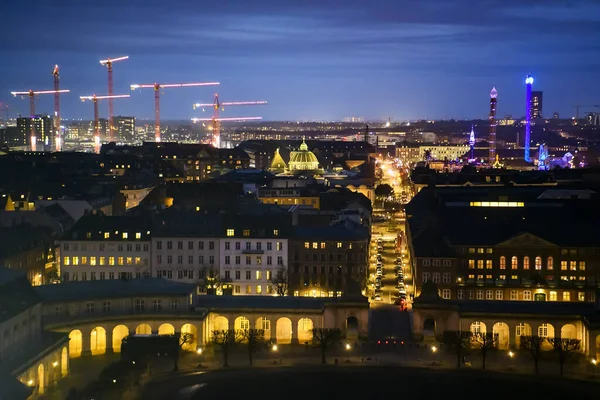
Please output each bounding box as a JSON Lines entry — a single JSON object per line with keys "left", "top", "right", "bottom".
{"left": 547, "top": 257, "right": 553, "bottom": 270}
{"left": 273, "top": 229, "right": 279, "bottom": 236}
{"left": 337, "top": 242, "right": 343, "bottom": 249}
{"left": 523, "top": 256, "right": 530, "bottom": 270}
{"left": 563, "top": 292, "right": 571, "bottom": 301}
{"left": 312, "top": 242, "right": 318, "bottom": 249}
{"left": 304, "top": 242, "right": 310, "bottom": 249}
{"left": 136, "top": 232, "right": 141, "bottom": 239}
{"left": 122, "top": 232, "right": 128, "bottom": 239}
{"left": 534, "top": 257, "right": 542, "bottom": 270}
{"left": 243, "top": 230, "right": 250, "bottom": 237}
{"left": 499, "top": 256, "right": 506, "bottom": 269}
{"left": 227, "top": 229, "right": 235, "bottom": 237}
{"left": 104, "top": 232, "right": 110, "bottom": 239}
{"left": 549, "top": 291, "right": 557, "bottom": 301}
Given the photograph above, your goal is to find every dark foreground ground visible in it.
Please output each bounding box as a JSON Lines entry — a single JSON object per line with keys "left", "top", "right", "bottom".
{"left": 142, "top": 365, "right": 599, "bottom": 400}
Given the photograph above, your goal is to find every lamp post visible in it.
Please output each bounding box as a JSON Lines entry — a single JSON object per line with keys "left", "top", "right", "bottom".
{"left": 508, "top": 351, "right": 514, "bottom": 370}
{"left": 431, "top": 345, "right": 437, "bottom": 365}
{"left": 196, "top": 348, "right": 203, "bottom": 368}
{"left": 272, "top": 343, "right": 278, "bottom": 364}
{"left": 592, "top": 358, "right": 597, "bottom": 378}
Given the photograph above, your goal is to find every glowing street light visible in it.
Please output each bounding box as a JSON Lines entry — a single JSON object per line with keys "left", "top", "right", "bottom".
{"left": 508, "top": 351, "right": 514, "bottom": 369}
{"left": 196, "top": 348, "right": 203, "bottom": 355}
{"left": 345, "top": 343, "right": 351, "bottom": 350}
{"left": 592, "top": 358, "right": 597, "bottom": 378}
{"left": 272, "top": 344, "right": 278, "bottom": 352}
{"left": 431, "top": 345, "right": 437, "bottom": 364}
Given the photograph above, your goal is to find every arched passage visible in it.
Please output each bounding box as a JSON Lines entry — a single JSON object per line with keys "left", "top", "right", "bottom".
{"left": 515, "top": 323, "right": 532, "bottom": 348}
{"left": 214, "top": 316, "right": 229, "bottom": 331}
{"left": 276, "top": 317, "right": 292, "bottom": 344}
{"left": 298, "top": 318, "right": 313, "bottom": 343}
{"left": 112, "top": 325, "right": 129, "bottom": 353}
{"left": 561, "top": 324, "right": 577, "bottom": 340}
{"left": 68, "top": 330, "right": 82, "bottom": 358}
{"left": 135, "top": 323, "right": 151, "bottom": 335}
{"left": 256, "top": 317, "right": 271, "bottom": 340}
{"left": 470, "top": 321, "right": 487, "bottom": 335}
{"left": 346, "top": 316, "right": 359, "bottom": 339}
{"left": 37, "top": 364, "right": 45, "bottom": 395}
{"left": 538, "top": 323, "right": 555, "bottom": 350}
{"left": 90, "top": 327, "right": 106, "bottom": 355}
{"left": 158, "top": 323, "right": 175, "bottom": 335}
{"left": 234, "top": 317, "right": 250, "bottom": 331}
{"left": 423, "top": 318, "right": 436, "bottom": 339}
{"left": 493, "top": 322, "right": 510, "bottom": 350}
{"left": 61, "top": 347, "right": 68, "bottom": 377}
{"left": 181, "top": 324, "right": 198, "bottom": 351}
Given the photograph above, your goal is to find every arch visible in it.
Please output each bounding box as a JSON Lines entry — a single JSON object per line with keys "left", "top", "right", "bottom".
{"left": 37, "top": 363, "right": 45, "bottom": 395}
{"left": 68, "top": 330, "right": 82, "bottom": 358}
{"left": 538, "top": 323, "right": 555, "bottom": 350}
{"left": 256, "top": 317, "right": 271, "bottom": 340}
{"left": 135, "top": 323, "right": 152, "bottom": 335}
{"left": 499, "top": 256, "right": 506, "bottom": 269}
{"left": 61, "top": 347, "right": 68, "bottom": 377}
{"left": 470, "top": 321, "right": 487, "bottom": 335}
{"left": 90, "top": 327, "right": 106, "bottom": 355}
{"left": 275, "top": 317, "right": 292, "bottom": 344}
{"left": 112, "top": 325, "right": 129, "bottom": 353}
{"left": 234, "top": 317, "right": 250, "bottom": 331}
{"left": 515, "top": 323, "right": 532, "bottom": 347}
{"left": 346, "top": 316, "right": 359, "bottom": 339}
{"left": 158, "top": 323, "right": 175, "bottom": 335}
{"left": 560, "top": 323, "right": 577, "bottom": 340}
{"left": 523, "top": 256, "right": 530, "bottom": 269}
{"left": 213, "top": 316, "right": 229, "bottom": 332}
{"left": 534, "top": 256, "right": 542, "bottom": 270}
{"left": 298, "top": 318, "right": 314, "bottom": 343}
{"left": 181, "top": 324, "right": 198, "bottom": 351}
{"left": 511, "top": 256, "right": 518, "bottom": 269}
{"left": 423, "top": 318, "right": 436, "bottom": 339}
{"left": 492, "top": 322, "right": 510, "bottom": 350}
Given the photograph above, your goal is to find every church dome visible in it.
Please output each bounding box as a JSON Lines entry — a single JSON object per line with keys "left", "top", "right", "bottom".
{"left": 289, "top": 139, "right": 320, "bottom": 171}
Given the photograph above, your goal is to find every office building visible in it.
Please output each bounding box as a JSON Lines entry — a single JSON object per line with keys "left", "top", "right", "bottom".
{"left": 531, "top": 91, "right": 543, "bottom": 119}
{"left": 17, "top": 115, "right": 53, "bottom": 149}
{"left": 113, "top": 116, "right": 135, "bottom": 142}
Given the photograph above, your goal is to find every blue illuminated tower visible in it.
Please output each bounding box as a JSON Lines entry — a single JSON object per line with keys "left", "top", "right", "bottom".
{"left": 469, "top": 125, "right": 475, "bottom": 160}
{"left": 524, "top": 74, "right": 533, "bottom": 162}
{"left": 538, "top": 143, "right": 548, "bottom": 171}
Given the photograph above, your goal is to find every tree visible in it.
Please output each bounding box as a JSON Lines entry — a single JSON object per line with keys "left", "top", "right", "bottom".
{"left": 520, "top": 335, "right": 545, "bottom": 374}
{"left": 240, "top": 329, "right": 265, "bottom": 366}
{"left": 549, "top": 337, "right": 581, "bottom": 376}
{"left": 211, "top": 329, "right": 237, "bottom": 367}
{"left": 442, "top": 330, "right": 472, "bottom": 368}
{"left": 203, "top": 267, "right": 221, "bottom": 295}
{"left": 270, "top": 266, "right": 289, "bottom": 296}
{"left": 173, "top": 333, "right": 194, "bottom": 371}
{"left": 472, "top": 332, "right": 498, "bottom": 369}
{"left": 375, "top": 184, "right": 394, "bottom": 198}
{"left": 311, "top": 328, "right": 343, "bottom": 364}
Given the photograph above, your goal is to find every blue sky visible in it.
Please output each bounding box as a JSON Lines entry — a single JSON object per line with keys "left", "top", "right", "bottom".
{"left": 1, "top": 0, "right": 599, "bottom": 121}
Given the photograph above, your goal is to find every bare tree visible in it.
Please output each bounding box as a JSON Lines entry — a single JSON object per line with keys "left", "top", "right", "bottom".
{"left": 240, "top": 329, "right": 265, "bottom": 366}
{"left": 442, "top": 330, "right": 472, "bottom": 368}
{"left": 173, "top": 332, "right": 194, "bottom": 371}
{"left": 472, "top": 332, "right": 498, "bottom": 370}
{"left": 202, "top": 267, "right": 221, "bottom": 295}
{"left": 211, "top": 329, "right": 237, "bottom": 367}
{"left": 270, "top": 266, "right": 289, "bottom": 296}
{"left": 311, "top": 328, "right": 342, "bottom": 364}
{"left": 549, "top": 338, "right": 581, "bottom": 376}
{"left": 520, "top": 335, "right": 545, "bottom": 374}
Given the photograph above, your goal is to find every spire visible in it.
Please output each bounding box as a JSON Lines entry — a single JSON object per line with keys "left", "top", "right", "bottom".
{"left": 469, "top": 125, "right": 475, "bottom": 147}
{"left": 299, "top": 137, "right": 308, "bottom": 151}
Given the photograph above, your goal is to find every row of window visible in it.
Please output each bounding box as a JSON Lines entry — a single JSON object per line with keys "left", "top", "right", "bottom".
{"left": 63, "top": 256, "right": 147, "bottom": 266}
{"left": 421, "top": 260, "right": 452, "bottom": 267}
{"left": 157, "top": 240, "right": 215, "bottom": 250}
{"left": 293, "top": 290, "right": 343, "bottom": 297}
{"left": 468, "top": 257, "right": 586, "bottom": 271}
{"left": 87, "top": 232, "right": 146, "bottom": 240}
{"left": 223, "top": 270, "right": 273, "bottom": 281}
{"left": 63, "top": 243, "right": 149, "bottom": 252}
{"left": 225, "top": 229, "right": 280, "bottom": 237}
{"left": 436, "top": 288, "right": 591, "bottom": 302}
{"left": 63, "top": 271, "right": 148, "bottom": 281}
{"left": 55, "top": 299, "right": 180, "bottom": 316}
{"left": 227, "top": 284, "right": 273, "bottom": 295}
{"left": 465, "top": 274, "right": 586, "bottom": 282}
{"left": 156, "top": 240, "right": 285, "bottom": 251}
{"left": 467, "top": 247, "right": 582, "bottom": 256}
{"left": 295, "top": 253, "right": 364, "bottom": 262}
{"left": 303, "top": 242, "right": 356, "bottom": 250}
{"left": 224, "top": 241, "right": 283, "bottom": 251}
{"left": 292, "top": 265, "right": 350, "bottom": 274}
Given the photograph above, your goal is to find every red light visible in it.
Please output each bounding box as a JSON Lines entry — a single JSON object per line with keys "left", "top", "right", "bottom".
{"left": 377, "top": 340, "right": 381, "bottom": 344}
{"left": 401, "top": 341, "right": 404, "bottom": 345}
{"left": 385, "top": 341, "right": 389, "bottom": 345}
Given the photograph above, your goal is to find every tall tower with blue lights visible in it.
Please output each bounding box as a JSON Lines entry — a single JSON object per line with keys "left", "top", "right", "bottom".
{"left": 488, "top": 87, "right": 498, "bottom": 165}
{"left": 469, "top": 125, "right": 475, "bottom": 161}
{"left": 524, "top": 74, "right": 534, "bottom": 162}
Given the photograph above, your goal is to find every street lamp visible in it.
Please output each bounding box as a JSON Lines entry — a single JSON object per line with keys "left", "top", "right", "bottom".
{"left": 592, "top": 358, "right": 597, "bottom": 378}
{"left": 508, "top": 351, "right": 514, "bottom": 370}
{"left": 431, "top": 345, "right": 437, "bottom": 364}
{"left": 345, "top": 343, "right": 351, "bottom": 350}
{"left": 196, "top": 348, "right": 203, "bottom": 368}
{"left": 272, "top": 344, "right": 278, "bottom": 352}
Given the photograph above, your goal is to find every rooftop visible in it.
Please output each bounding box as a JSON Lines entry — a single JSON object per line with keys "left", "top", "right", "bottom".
{"left": 62, "top": 214, "right": 152, "bottom": 241}
{"left": 194, "top": 294, "right": 368, "bottom": 310}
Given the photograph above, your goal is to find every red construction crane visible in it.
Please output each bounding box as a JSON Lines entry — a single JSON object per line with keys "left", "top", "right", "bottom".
{"left": 11, "top": 86, "right": 70, "bottom": 151}
{"left": 99, "top": 56, "right": 129, "bottom": 141}
{"left": 192, "top": 94, "right": 267, "bottom": 147}
{"left": 80, "top": 94, "right": 130, "bottom": 153}
{"left": 130, "top": 81, "right": 219, "bottom": 142}
{"left": 52, "top": 65, "right": 63, "bottom": 151}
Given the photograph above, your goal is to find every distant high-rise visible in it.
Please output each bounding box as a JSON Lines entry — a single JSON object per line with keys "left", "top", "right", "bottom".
{"left": 531, "top": 91, "right": 543, "bottom": 119}
{"left": 488, "top": 87, "right": 498, "bottom": 165}
{"left": 17, "top": 115, "right": 53, "bottom": 149}
{"left": 113, "top": 116, "right": 136, "bottom": 142}
{"left": 524, "top": 74, "right": 533, "bottom": 162}
{"left": 553, "top": 112, "right": 560, "bottom": 119}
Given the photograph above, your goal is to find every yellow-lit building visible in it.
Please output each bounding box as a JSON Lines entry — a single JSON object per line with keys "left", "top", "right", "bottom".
{"left": 258, "top": 187, "right": 320, "bottom": 209}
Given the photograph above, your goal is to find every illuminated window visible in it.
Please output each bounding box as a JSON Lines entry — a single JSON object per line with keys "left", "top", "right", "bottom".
{"left": 570, "top": 261, "right": 577, "bottom": 271}
{"left": 523, "top": 290, "right": 532, "bottom": 301}
{"left": 549, "top": 291, "right": 557, "bottom": 301}
{"left": 477, "top": 260, "right": 483, "bottom": 269}
{"left": 126, "top": 257, "right": 133, "bottom": 265}
{"left": 243, "top": 230, "right": 250, "bottom": 237}
{"left": 337, "top": 242, "right": 343, "bottom": 249}
{"left": 256, "top": 285, "right": 262, "bottom": 294}
{"left": 227, "top": 229, "right": 235, "bottom": 237}
{"left": 136, "top": 232, "right": 141, "bottom": 239}
{"left": 64, "top": 256, "right": 70, "bottom": 266}
{"left": 81, "top": 256, "right": 88, "bottom": 265}
{"left": 579, "top": 261, "right": 586, "bottom": 271}
{"left": 122, "top": 232, "right": 128, "bottom": 239}
{"left": 534, "top": 257, "right": 542, "bottom": 270}
{"left": 118, "top": 257, "right": 124, "bottom": 265}
{"left": 304, "top": 242, "right": 310, "bottom": 249}
{"left": 561, "top": 261, "right": 567, "bottom": 270}
{"left": 563, "top": 292, "right": 571, "bottom": 301}
{"left": 579, "top": 292, "right": 586, "bottom": 302}
{"left": 523, "top": 256, "right": 530, "bottom": 269}
{"left": 273, "top": 229, "right": 279, "bottom": 236}
{"left": 547, "top": 257, "right": 554, "bottom": 270}
{"left": 104, "top": 232, "right": 110, "bottom": 239}
{"left": 109, "top": 257, "right": 115, "bottom": 266}
{"left": 72, "top": 257, "right": 79, "bottom": 266}
{"left": 486, "top": 260, "right": 492, "bottom": 269}
{"left": 312, "top": 242, "right": 318, "bottom": 249}
{"left": 468, "top": 260, "right": 474, "bottom": 269}
{"left": 499, "top": 256, "right": 506, "bottom": 269}
{"left": 99, "top": 257, "right": 106, "bottom": 265}
{"left": 511, "top": 257, "right": 518, "bottom": 269}
{"left": 90, "top": 257, "right": 96, "bottom": 266}
{"left": 320, "top": 242, "right": 326, "bottom": 249}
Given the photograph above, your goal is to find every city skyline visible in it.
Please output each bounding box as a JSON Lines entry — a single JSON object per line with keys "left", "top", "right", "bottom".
{"left": 1, "top": 0, "right": 599, "bottom": 121}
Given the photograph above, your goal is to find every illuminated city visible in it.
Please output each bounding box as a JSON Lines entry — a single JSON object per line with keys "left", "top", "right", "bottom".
{"left": 1, "top": 1, "right": 600, "bottom": 399}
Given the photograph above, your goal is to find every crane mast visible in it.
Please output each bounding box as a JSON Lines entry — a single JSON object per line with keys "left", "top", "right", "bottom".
{"left": 100, "top": 56, "right": 128, "bottom": 142}
{"left": 80, "top": 94, "right": 130, "bottom": 153}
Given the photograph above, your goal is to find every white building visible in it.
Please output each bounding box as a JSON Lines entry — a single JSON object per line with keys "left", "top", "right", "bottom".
{"left": 59, "top": 215, "right": 151, "bottom": 282}
{"left": 152, "top": 236, "right": 220, "bottom": 284}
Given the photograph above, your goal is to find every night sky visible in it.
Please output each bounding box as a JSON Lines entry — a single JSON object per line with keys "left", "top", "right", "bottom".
{"left": 1, "top": 0, "right": 599, "bottom": 121}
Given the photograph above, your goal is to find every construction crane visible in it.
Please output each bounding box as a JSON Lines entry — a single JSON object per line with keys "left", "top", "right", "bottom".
{"left": 80, "top": 94, "right": 130, "bottom": 153}
{"left": 130, "top": 81, "right": 219, "bottom": 142}
{"left": 99, "top": 56, "right": 129, "bottom": 141}
{"left": 572, "top": 105, "right": 600, "bottom": 121}
{"left": 192, "top": 94, "right": 267, "bottom": 147}
{"left": 11, "top": 85, "right": 70, "bottom": 151}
